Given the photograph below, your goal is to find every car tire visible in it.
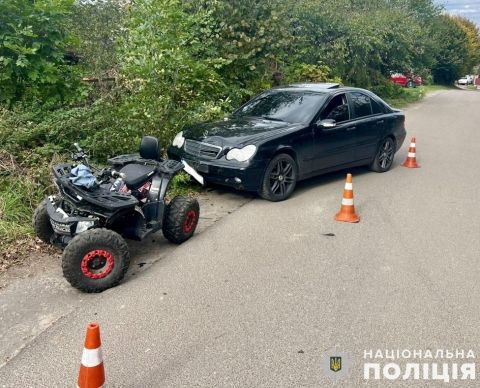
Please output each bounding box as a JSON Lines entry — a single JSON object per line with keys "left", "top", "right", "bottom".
{"left": 406, "top": 80, "right": 415, "bottom": 88}
{"left": 369, "top": 137, "right": 396, "bottom": 173}
{"left": 33, "top": 199, "right": 54, "bottom": 244}
{"left": 260, "top": 153, "right": 298, "bottom": 201}
{"left": 62, "top": 228, "right": 130, "bottom": 293}
{"left": 162, "top": 196, "right": 200, "bottom": 244}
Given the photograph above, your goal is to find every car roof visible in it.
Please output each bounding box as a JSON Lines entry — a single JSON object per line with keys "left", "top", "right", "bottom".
{"left": 287, "top": 83, "right": 342, "bottom": 90}
{"left": 275, "top": 83, "right": 372, "bottom": 95}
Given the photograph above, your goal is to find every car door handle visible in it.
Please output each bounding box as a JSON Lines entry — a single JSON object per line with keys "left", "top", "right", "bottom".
{"left": 346, "top": 126, "right": 356, "bottom": 131}
{"left": 376, "top": 120, "right": 384, "bottom": 124}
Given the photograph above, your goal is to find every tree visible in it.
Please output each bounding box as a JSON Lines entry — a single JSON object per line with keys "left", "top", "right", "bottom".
{"left": 71, "top": 0, "right": 128, "bottom": 79}
{"left": 0, "top": 0, "right": 79, "bottom": 104}
{"left": 119, "top": 0, "right": 227, "bottom": 142}
{"left": 452, "top": 16, "right": 480, "bottom": 73}
{"left": 431, "top": 15, "right": 470, "bottom": 84}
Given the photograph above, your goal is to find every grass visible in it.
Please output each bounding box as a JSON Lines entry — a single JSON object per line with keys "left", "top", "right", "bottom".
{"left": 167, "top": 171, "right": 201, "bottom": 199}
{"left": 466, "top": 85, "right": 479, "bottom": 91}
{"left": 384, "top": 84, "right": 450, "bottom": 108}
{"left": 0, "top": 172, "right": 45, "bottom": 270}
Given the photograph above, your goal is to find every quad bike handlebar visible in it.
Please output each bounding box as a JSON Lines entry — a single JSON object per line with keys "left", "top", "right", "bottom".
{"left": 73, "top": 142, "right": 83, "bottom": 152}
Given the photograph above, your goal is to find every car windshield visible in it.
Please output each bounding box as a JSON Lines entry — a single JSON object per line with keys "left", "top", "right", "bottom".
{"left": 233, "top": 90, "right": 327, "bottom": 123}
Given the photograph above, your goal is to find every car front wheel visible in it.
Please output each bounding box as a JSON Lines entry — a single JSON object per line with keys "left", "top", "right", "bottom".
{"left": 260, "top": 153, "right": 298, "bottom": 201}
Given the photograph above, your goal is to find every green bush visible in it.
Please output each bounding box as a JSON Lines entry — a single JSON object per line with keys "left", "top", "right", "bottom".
{"left": 371, "top": 80, "right": 405, "bottom": 99}
{"left": 0, "top": 0, "right": 82, "bottom": 105}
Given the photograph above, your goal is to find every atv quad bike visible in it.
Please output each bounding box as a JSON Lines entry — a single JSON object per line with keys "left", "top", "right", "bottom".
{"left": 33, "top": 136, "right": 202, "bottom": 293}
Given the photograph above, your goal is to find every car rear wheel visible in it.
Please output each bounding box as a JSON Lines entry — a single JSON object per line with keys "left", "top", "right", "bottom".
{"left": 260, "top": 153, "right": 298, "bottom": 201}
{"left": 406, "top": 80, "right": 415, "bottom": 88}
{"left": 370, "top": 137, "right": 395, "bottom": 172}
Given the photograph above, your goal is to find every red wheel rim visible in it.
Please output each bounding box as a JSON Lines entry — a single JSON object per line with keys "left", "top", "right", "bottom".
{"left": 183, "top": 210, "right": 197, "bottom": 233}
{"left": 81, "top": 250, "right": 115, "bottom": 279}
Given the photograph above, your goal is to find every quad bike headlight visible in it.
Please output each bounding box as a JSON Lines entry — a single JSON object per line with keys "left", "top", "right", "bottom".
{"left": 172, "top": 131, "right": 185, "bottom": 148}
{"left": 226, "top": 145, "right": 257, "bottom": 162}
{"left": 76, "top": 220, "right": 95, "bottom": 234}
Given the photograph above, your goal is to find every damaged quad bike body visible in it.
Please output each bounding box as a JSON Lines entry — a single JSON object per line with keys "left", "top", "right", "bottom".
{"left": 35, "top": 136, "right": 201, "bottom": 293}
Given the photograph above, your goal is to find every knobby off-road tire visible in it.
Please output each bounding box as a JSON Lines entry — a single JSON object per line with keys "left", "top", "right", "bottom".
{"left": 162, "top": 196, "right": 200, "bottom": 244}
{"left": 62, "top": 228, "right": 130, "bottom": 293}
{"left": 260, "top": 153, "right": 298, "bottom": 202}
{"left": 369, "top": 137, "right": 396, "bottom": 173}
{"left": 33, "top": 199, "right": 54, "bottom": 244}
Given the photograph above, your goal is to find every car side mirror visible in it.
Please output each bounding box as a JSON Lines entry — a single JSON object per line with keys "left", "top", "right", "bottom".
{"left": 317, "top": 119, "right": 337, "bottom": 130}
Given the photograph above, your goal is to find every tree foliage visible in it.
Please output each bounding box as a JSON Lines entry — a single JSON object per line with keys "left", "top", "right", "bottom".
{"left": 1, "top": 0, "right": 480, "bottom": 159}
{"left": 0, "top": 0, "right": 80, "bottom": 105}
{"left": 431, "top": 15, "right": 471, "bottom": 84}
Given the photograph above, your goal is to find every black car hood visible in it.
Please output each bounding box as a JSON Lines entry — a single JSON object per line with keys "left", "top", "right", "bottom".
{"left": 182, "top": 116, "right": 302, "bottom": 147}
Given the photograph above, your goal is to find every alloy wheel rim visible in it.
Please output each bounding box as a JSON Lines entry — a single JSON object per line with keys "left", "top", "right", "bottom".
{"left": 269, "top": 159, "right": 295, "bottom": 196}
{"left": 378, "top": 139, "right": 394, "bottom": 169}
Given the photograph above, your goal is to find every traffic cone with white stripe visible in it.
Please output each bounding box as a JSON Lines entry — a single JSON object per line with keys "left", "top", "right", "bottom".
{"left": 335, "top": 173, "right": 360, "bottom": 223}
{"left": 78, "top": 323, "right": 105, "bottom": 388}
{"left": 402, "top": 136, "right": 420, "bottom": 168}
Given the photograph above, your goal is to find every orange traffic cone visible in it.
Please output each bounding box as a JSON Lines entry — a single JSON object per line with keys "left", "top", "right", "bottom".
{"left": 402, "top": 137, "right": 420, "bottom": 168}
{"left": 335, "top": 173, "right": 360, "bottom": 223}
{"left": 78, "top": 323, "right": 105, "bottom": 388}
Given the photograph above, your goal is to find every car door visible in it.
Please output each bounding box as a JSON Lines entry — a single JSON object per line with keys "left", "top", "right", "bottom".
{"left": 347, "top": 91, "right": 384, "bottom": 161}
{"left": 311, "top": 93, "right": 357, "bottom": 171}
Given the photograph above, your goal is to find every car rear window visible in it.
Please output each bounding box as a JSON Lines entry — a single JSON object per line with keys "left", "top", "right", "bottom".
{"left": 350, "top": 92, "right": 373, "bottom": 118}
{"left": 371, "top": 98, "right": 384, "bottom": 114}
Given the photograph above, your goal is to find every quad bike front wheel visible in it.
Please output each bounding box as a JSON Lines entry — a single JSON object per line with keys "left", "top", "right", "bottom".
{"left": 62, "top": 228, "right": 130, "bottom": 293}
{"left": 33, "top": 199, "right": 54, "bottom": 244}
{"left": 162, "top": 196, "right": 200, "bottom": 244}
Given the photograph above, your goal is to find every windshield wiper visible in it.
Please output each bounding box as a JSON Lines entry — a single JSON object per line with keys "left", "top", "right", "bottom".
{"left": 261, "top": 116, "right": 285, "bottom": 122}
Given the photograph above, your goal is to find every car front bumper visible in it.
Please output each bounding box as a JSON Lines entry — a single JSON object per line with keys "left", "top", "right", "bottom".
{"left": 168, "top": 146, "right": 267, "bottom": 192}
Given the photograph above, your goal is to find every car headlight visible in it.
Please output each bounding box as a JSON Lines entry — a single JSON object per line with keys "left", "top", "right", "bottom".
{"left": 172, "top": 131, "right": 185, "bottom": 148}
{"left": 76, "top": 220, "right": 95, "bottom": 234}
{"left": 225, "top": 145, "right": 257, "bottom": 162}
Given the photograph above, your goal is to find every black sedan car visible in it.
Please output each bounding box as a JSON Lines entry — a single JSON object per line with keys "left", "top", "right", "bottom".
{"left": 168, "top": 83, "right": 406, "bottom": 201}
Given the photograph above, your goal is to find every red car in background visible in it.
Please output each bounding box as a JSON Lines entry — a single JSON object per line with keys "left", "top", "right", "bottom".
{"left": 390, "top": 73, "right": 422, "bottom": 88}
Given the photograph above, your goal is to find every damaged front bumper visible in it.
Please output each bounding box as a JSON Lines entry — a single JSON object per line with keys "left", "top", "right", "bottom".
{"left": 46, "top": 196, "right": 98, "bottom": 237}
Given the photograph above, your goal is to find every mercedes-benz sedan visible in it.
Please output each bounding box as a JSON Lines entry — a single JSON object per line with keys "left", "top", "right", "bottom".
{"left": 168, "top": 83, "right": 406, "bottom": 201}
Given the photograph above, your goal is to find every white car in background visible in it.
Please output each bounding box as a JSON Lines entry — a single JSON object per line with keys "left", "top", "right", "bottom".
{"left": 458, "top": 75, "right": 474, "bottom": 85}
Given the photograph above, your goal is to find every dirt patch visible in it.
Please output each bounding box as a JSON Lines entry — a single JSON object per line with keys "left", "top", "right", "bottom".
{"left": 0, "top": 239, "right": 60, "bottom": 289}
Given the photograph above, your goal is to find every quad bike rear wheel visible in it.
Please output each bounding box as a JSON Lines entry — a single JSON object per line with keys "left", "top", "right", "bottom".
{"left": 62, "top": 228, "right": 130, "bottom": 293}
{"left": 33, "top": 199, "right": 54, "bottom": 244}
{"left": 162, "top": 196, "right": 200, "bottom": 244}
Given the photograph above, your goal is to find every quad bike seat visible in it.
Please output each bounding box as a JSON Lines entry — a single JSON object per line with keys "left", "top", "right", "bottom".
{"left": 139, "top": 136, "right": 161, "bottom": 161}
{"left": 108, "top": 136, "right": 163, "bottom": 169}
{"left": 120, "top": 163, "right": 155, "bottom": 189}
{"left": 119, "top": 136, "right": 162, "bottom": 189}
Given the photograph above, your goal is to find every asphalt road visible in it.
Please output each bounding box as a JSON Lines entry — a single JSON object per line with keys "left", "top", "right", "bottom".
{"left": 1, "top": 88, "right": 479, "bottom": 387}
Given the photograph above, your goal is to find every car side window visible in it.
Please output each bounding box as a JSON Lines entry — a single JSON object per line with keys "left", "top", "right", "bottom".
{"left": 320, "top": 94, "right": 350, "bottom": 123}
{"left": 350, "top": 92, "right": 372, "bottom": 118}
{"left": 371, "top": 98, "right": 384, "bottom": 114}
